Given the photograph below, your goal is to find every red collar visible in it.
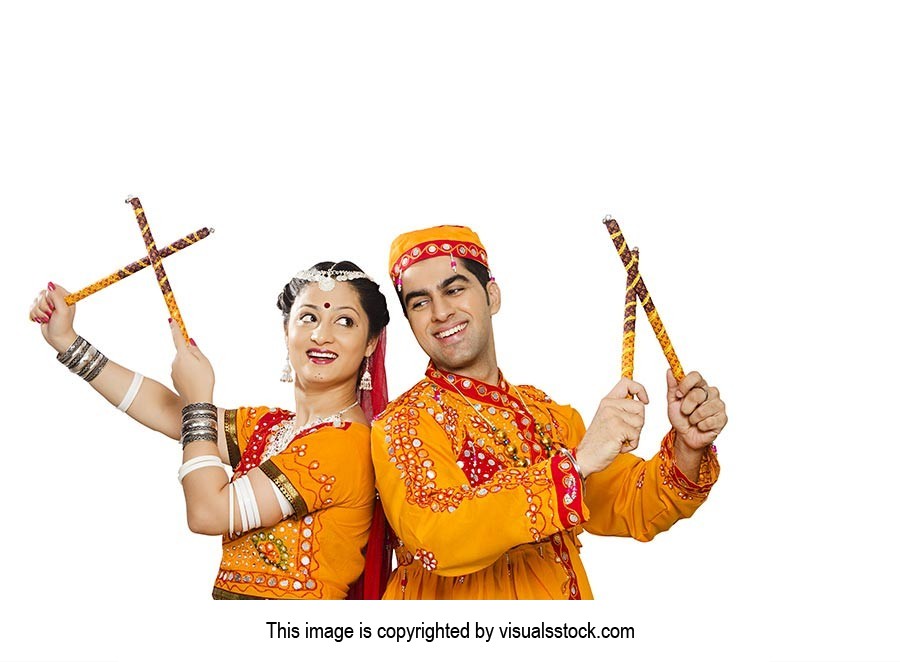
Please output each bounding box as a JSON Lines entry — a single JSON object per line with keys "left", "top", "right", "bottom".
{"left": 426, "top": 362, "right": 521, "bottom": 409}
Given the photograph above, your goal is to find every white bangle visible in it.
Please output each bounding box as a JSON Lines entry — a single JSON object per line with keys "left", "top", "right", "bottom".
{"left": 178, "top": 455, "right": 227, "bottom": 483}
{"left": 228, "top": 482, "right": 235, "bottom": 539}
{"left": 117, "top": 373, "right": 144, "bottom": 412}
{"left": 269, "top": 481, "right": 293, "bottom": 519}
{"left": 234, "top": 475, "right": 250, "bottom": 534}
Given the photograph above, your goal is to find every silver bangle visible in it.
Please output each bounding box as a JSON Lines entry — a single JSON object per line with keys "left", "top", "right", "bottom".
{"left": 57, "top": 336, "right": 109, "bottom": 382}
{"left": 558, "top": 447, "right": 585, "bottom": 483}
{"left": 181, "top": 402, "right": 217, "bottom": 447}
{"left": 184, "top": 419, "right": 217, "bottom": 432}
{"left": 182, "top": 431, "right": 218, "bottom": 446}
{"left": 182, "top": 402, "right": 217, "bottom": 416}
{"left": 84, "top": 354, "right": 109, "bottom": 382}
{"left": 182, "top": 410, "right": 217, "bottom": 423}
{"left": 74, "top": 346, "right": 100, "bottom": 377}
{"left": 57, "top": 336, "right": 86, "bottom": 366}
{"left": 65, "top": 341, "right": 91, "bottom": 371}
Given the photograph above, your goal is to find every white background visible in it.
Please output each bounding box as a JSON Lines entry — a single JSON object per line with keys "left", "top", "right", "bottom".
{"left": 2, "top": 2, "right": 898, "bottom": 661}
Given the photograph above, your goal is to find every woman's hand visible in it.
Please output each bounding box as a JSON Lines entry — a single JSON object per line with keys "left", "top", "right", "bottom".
{"left": 169, "top": 320, "right": 215, "bottom": 403}
{"left": 29, "top": 282, "right": 78, "bottom": 353}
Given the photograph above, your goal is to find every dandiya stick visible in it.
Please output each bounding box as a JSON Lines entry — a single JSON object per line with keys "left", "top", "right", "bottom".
{"left": 64, "top": 227, "right": 214, "bottom": 305}
{"left": 603, "top": 216, "right": 685, "bottom": 382}
{"left": 126, "top": 197, "right": 190, "bottom": 342}
{"left": 621, "top": 246, "right": 638, "bottom": 380}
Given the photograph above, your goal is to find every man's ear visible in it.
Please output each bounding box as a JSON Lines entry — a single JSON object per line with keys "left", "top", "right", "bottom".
{"left": 487, "top": 280, "right": 501, "bottom": 315}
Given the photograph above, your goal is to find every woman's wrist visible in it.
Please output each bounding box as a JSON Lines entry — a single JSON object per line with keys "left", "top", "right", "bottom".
{"left": 49, "top": 330, "right": 78, "bottom": 354}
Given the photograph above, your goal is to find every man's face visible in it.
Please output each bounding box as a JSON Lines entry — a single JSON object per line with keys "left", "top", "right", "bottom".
{"left": 401, "top": 257, "right": 500, "bottom": 375}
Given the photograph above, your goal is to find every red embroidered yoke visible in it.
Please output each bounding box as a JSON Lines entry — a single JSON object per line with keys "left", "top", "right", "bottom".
{"left": 371, "top": 364, "right": 719, "bottom": 600}
{"left": 214, "top": 406, "right": 375, "bottom": 599}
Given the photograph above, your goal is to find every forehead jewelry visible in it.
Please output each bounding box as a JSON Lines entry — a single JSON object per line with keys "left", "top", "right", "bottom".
{"left": 324, "top": 302, "right": 331, "bottom": 309}
{"left": 294, "top": 267, "right": 374, "bottom": 292}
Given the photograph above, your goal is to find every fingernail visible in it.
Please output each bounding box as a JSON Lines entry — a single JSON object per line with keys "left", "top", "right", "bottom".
{"left": 47, "top": 282, "right": 56, "bottom": 291}
{"left": 41, "top": 316, "right": 49, "bottom": 323}
{"left": 168, "top": 318, "right": 173, "bottom": 324}
{"left": 675, "top": 391, "right": 683, "bottom": 398}
{"left": 189, "top": 338, "right": 197, "bottom": 346}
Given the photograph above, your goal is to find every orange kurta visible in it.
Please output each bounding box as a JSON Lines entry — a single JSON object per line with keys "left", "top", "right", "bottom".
{"left": 213, "top": 406, "right": 375, "bottom": 599}
{"left": 371, "top": 365, "right": 719, "bottom": 599}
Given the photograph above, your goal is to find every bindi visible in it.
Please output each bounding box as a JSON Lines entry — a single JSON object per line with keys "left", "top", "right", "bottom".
{"left": 324, "top": 302, "right": 331, "bottom": 309}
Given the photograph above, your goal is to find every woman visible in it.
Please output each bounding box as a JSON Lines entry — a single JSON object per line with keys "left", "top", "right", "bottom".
{"left": 29, "top": 260, "right": 390, "bottom": 599}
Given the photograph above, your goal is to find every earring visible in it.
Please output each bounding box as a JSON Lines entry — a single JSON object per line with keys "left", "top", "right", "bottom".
{"left": 280, "top": 350, "right": 293, "bottom": 383}
{"left": 359, "top": 356, "right": 372, "bottom": 391}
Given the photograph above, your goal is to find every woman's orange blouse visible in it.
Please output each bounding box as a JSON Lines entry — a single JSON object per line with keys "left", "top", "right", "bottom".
{"left": 212, "top": 406, "right": 375, "bottom": 599}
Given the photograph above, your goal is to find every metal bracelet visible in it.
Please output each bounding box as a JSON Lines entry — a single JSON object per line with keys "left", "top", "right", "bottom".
{"left": 84, "top": 354, "right": 109, "bottom": 382}
{"left": 182, "top": 436, "right": 218, "bottom": 447}
{"left": 182, "top": 410, "right": 217, "bottom": 423}
{"left": 56, "top": 336, "right": 87, "bottom": 366}
{"left": 182, "top": 402, "right": 216, "bottom": 416}
{"left": 558, "top": 447, "right": 585, "bottom": 484}
{"left": 184, "top": 420, "right": 217, "bottom": 433}
{"left": 182, "top": 430, "right": 218, "bottom": 445}
{"left": 65, "top": 340, "right": 92, "bottom": 371}
{"left": 69, "top": 344, "right": 97, "bottom": 377}
{"left": 73, "top": 347, "right": 103, "bottom": 379}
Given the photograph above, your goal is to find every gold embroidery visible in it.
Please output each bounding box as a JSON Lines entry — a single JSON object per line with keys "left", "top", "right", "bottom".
{"left": 224, "top": 409, "right": 241, "bottom": 469}
{"left": 260, "top": 459, "right": 309, "bottom": 517}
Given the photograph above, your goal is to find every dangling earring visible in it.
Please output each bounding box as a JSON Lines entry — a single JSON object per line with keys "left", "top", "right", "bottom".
{"left": 280, "top": 350, "right": 293, "bottom": 383}
{"left": 359, "top": 356, "right": 372, "bottom": 391}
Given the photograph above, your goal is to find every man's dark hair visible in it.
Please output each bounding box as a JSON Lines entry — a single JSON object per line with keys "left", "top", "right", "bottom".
{"left": 395, "top": 257, "right": 491, "bottom": 318}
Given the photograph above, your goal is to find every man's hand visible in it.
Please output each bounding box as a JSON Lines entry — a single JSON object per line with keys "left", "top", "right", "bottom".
{"left": 576, "top": 378, "right": 649, "bottom": 477}
{"left": 667, "top": 370, "right": 727, "bottom": 451}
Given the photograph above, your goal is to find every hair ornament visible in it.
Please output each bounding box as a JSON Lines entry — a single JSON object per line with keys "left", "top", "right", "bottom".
{"left": 294, "top": 267, "right": 375, "bottom": 292}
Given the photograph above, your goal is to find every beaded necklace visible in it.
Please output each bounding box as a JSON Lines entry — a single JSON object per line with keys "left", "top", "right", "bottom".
{"left": 435, "top": 369, "right": 554, "bottom": 468}
{"left": 262, "top": 399, "right": 359, "bottom": 462}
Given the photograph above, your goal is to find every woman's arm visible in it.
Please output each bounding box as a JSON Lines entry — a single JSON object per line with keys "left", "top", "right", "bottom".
{"left": 31, "top": 283, "right": 229, "bottom": 461}
{"left": 168, "top": 322, "right": 292, "bottom": 535}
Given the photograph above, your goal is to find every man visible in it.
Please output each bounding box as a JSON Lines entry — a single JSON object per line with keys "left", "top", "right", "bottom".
{"left": 372, "top": 226, "right": 726, "bottom": 599}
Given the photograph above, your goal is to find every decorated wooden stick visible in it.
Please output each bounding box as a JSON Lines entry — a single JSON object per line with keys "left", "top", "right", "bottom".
{"left": 621, "top": 246, "right": 638, "bottom": 380}
{"left": 126, "top": 197, "right": 190, "bottom": 341}
{"left": 64, "top": 227, "right": 214, "bottom": 305}
{"left": 603, "top": 216, "right": 685, "bottom": 382}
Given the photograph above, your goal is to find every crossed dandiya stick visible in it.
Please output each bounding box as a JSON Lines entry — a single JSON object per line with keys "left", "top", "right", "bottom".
{"left": 604, "top": 215, "right": 685, "bottom": 383}
{"left": 64, "top": 197, "right": 212, "bottom": 342}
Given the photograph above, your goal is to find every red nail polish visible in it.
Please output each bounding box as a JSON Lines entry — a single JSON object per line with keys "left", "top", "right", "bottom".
{"left": 189, "top": 338, "right": 197, "bottom": 346}
{"left": 168, "top": 318, "right": 173, "bottom": 323}
{"left": 47, "top": 282, "right": 56, "bottom": 291}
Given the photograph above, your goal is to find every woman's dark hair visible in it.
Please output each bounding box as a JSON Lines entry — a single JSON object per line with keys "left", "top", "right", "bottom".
{"left": 276, "top": 260, "right": 390, "bottom": 341}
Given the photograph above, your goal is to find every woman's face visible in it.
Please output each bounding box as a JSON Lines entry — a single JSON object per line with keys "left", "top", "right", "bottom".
{"left": 286, "top": 281, "right": 376, "bottom": 390}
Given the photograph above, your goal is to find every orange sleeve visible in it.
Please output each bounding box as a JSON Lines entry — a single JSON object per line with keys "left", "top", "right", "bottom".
{"left": 559, "top": 405, "right": 720, "bottom": 541}
{"left": 372, "top": 397, "right": 586, "bottom": 577}
{"left": 259, "top": 423, "right": 374, "bottom": 519}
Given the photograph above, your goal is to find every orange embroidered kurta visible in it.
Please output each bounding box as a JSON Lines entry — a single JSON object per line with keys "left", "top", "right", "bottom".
{"left": 371, "top": 365, "right": 719, "bottom": 600}
{"left": 213, "top": 406, "right": 375, "bottom": 599}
